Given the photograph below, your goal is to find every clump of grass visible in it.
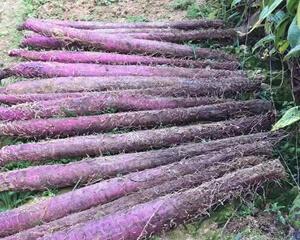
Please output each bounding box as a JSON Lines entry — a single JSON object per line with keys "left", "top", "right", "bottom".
{"left": 171, "top": 0, "right": 220, "bottom": 19}
{"left": 126, "top": 16, "right": 149, "bottom": 23}
{"left": 42, "top": 188, "right": 59, "bottom": 197}
{"left": 186, "top": 3, "right": 219, "bottom": 19}
{"left": 102, "top": 107, "right": 118, "bottom": 114}
{"left": 170, "top": 0, "right": 195, "bottom": 10}
{"left": 23, "top": 0, "right": 46, "bottom": 18}
{"left": 186, "top": 3, "right": 201, "bottom": 19}
{"left": 95, "top": 0, "right": 118, "bottom": 6}
{"left": 4, "top": 161, "right": 33, "bottom": 171}
{"left": 0, "top": 191, "right": 34, "bottom": 212}
{"left": 0, "top": 188, "right": 59, "bottom": 212}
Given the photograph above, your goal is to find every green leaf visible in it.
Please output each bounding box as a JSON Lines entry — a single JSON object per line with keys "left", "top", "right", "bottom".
{"left": 260, "top": 1, "right": 283, "bottom": 20}
{"left": 297, "top": 2, "right": 300, "bottom": 27}
{"left": 251, "top": 0, "right": 284, "bottom": 30}
{"left": 277, "top": 40, "right": 290, "bottom": 53}
{"left": 275, "top": 15, "right": 291, "bottom": 38}
{"left": 252, "top": 34, "right": 275, "bottom": 52}
{"left": 287, "top": 17, "right": 300, "bottom": 47}
{"left": 275, "top": 15, "right": 292, "bottom": 48}
{"left": 289, "top": 193, "right": 300, "bottom": 230}
{"left": 270, "top": 10, "right": 286, "bottom": 25}
{"left": 231, "top": 0, "right": 242, "bottom": 7}
{"left": 272, "top": 106, "right": 300, "bottom": 131}
{"left": 287, "top": 0, "right": 298, "bottom": 15}
{"left": 284, "top": 45, "right": 300, "bottom": 60}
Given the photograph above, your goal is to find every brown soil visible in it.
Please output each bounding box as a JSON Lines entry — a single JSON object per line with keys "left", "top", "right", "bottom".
{"left": 34, "top": 0, "right": 188, "bottom": 22}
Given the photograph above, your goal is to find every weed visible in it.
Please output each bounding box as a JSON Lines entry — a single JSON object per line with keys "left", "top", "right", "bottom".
{"left": 23, "top": 0, "right": 47, "bottom": 18}
{"left": 186, "top": 3, "right": 201, "bottom": 19}
{"left": 265, "top": 202, "right": 287, "bottom": 225}
{"left": 42, "top": 188, "right": 58, "bottom": 197}
{"left": 170, "top": 0, "right": 195, "bottom": 10}
{"left": 4, "top": 161, "right": 32, "bottom": 171}
{"left": 0, "top": 191, "right": 34, "bottom": 212}
{"left": 102, "top": 107, "right": 118, "bottom": 114}
{"left": 211, "top": 204, "right": 235, "bottom": 224}
{"left": 171, "top": 0, "right": 220, "bottom": 19}
{"left": 126, "top": 16, "right": 149, "bottom": 23}
{"left": 95, "top": 0, "right": 118, "bottom": 6}
{"left": 186, "top": 2, "right": 219, "bottom": 19}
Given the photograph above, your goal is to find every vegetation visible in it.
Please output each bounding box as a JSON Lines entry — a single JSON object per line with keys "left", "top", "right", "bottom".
{"left": 225, "top": 0, "right": 300, "bottom": 237}
{"left": 168, "top": 0, "right": 300, "bottom": 237}
{"left": 171, "top": 0, "right": 221, "bottom": 19}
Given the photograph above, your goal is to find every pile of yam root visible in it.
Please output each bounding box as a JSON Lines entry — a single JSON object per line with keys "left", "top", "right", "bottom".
{"left": 0, "top": 18, "right": 286, "bottom": 240}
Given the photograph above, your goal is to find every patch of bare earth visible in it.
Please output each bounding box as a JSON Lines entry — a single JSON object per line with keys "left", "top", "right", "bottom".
{"left": 34, "top": 0, "right": 187, "bottom": 21}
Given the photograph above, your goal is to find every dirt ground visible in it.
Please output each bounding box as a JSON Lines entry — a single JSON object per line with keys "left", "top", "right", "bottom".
{"left": 34, "top": 0, "right": 187, "bottom": 21}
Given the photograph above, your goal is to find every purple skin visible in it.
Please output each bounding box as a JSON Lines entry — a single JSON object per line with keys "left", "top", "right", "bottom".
{"left": 0, "top": 144, "right": 273, "bottom": 238}
{"left": 0, "top": 138, "right": 275, "bottom": 192}
{"left": 0, "top": 92, "right": 96, "bottom": 105}
{"left": 9, "top": 49, "right": 239, "bottom": 70}
{"left": 19, "top": 28, "right": 237, "bottom": 48}
{"left": 2, "top": 142, "right": 284, "bottom": 240}
{"left": 1, "top": 61, "right": 244, "bottom": 79}
{"left": 0, "top": 157, "right": 260, "bottom": 240}
{"left": 0, "top": 114, "right": 274, "bottom": 166}
{"left": 0, "top": 100, "right": 272, "bottom": 138}
{"left": 0, "top": 91, "right": 228, "bottom": 106}
{"left": 0, "top": 94, "right": 229, "bottom": 121}
{"left": 0, "top": 76, "right": 189, "bottom": 94}
{"left": 24, "top": 28, "right": 199, "bottom": 35}
{"left": 38, "top": 161, "right": 284, "bottom": 240}
{"left": 20, "top": 35, "right": 67, "bottom": 49}
{"left": 20, "top": 18, "right": 225, "bottom": 30}
{"left": 115, "top": 28, "right": 237, "bottom": 43}
{"left": 0, "top": 76, "right": 256, "bottom": 96}
{"left": 19, "top": 20, "right": 236, "bottom": 60}
{"left": 0, "top": 76, "right": 200, "bottom": 94}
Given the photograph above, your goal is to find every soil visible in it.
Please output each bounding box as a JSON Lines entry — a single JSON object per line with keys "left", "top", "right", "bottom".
{"left": 36, "top": 0, "right": 187, "bottom": 22}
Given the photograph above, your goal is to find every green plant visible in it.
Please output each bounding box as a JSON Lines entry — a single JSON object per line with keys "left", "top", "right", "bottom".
{"left": 187, "top": 3, "right": 219, "bottom": 19}
{"left": 272, "top": 106, "right": 300, "bottom": 130}
{"left": 187, "top": 3, "right": 202, "bottom": 18}
{"left": 229, "top": 0, "right": 300, "bottom": 60}
{"left": 237, "top": 202, "right": 256, "bottom": 217}
{"left": 228, "top": 0, "right": 300, "bottom": 166}
{"left": 0, "top": 191, "right": 33, "bottom": 212}
{"left": 95, "top": 0, "right": 118, "bottom": 6}
{"left": 171, "top": 0, "right": 220, "bottom": 19}
{"left": 255, "top": 1, "right": 299, "bottom": 59}
{"left": 170, "top": 0, "right": 195, "bottom": 10}
{"left": 126, "top": 16, "right": 149, "bottom": 23}
{"left": 42, "top": 188, "right": 58, "bottom": 197}
{"left": 289, "top": 193, "right": 300, "bottom": 229}
{"left": 265, "top": 202, "right": 287, "bottom": 224}
{"left": 23, "top": 0, "right": 48, "bottom": 17}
